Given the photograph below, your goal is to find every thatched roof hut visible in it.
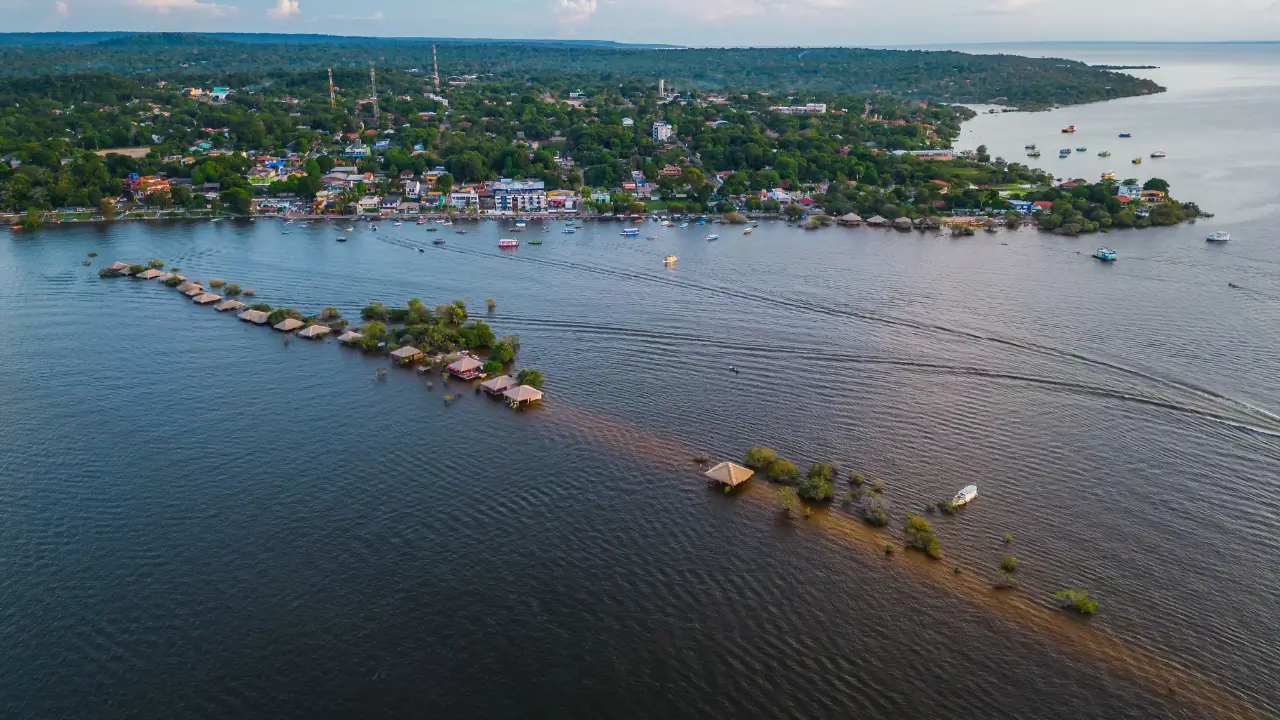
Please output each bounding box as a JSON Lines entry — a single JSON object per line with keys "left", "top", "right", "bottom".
{"left": 273, "top": 318, "right": 304, "bottom": 332}
{"left": 892, "top": 217, "right": 913, "bottom": 230}
{"left": 136, "top": 268, "right": 165, "bottom": 280}
{"left": 503, "top": 384, "right": 544, "bottom": 406}
{"left": 192, "top": 292, "right": 222, "bottom": 304}
{"left": 182, "top": 286, "right": 206, "bottom": 297}
{"left": 297, "top": 324, "right": 330, "bottom": 339}
{"left": 479, "top": 374, "right": 517, "bottom": 395}
{"left": 704, "top": 461, "right": 754, "bottom": 487}
{"left": 106, "top": 261, "right": 130, "bottom": 272}
{"left": 865, "top": 215, "right": 888, "bottom": 226}
{"left": 390, "top": 345, "right": 423, "bottom": 364}
{"left": 238, "top": 309, "right": 270, "bottom": 324}
{"left": 214, "top": 299, "right": 246, "bottom": 312}
{"left": 446, "top": 355, "right": 484, "bottom": 378}
{"left": 336, "top": 330, "right": 363, "bottom": 344}
{"left": 837, "top": 213, "right": 863, "bottom": 226}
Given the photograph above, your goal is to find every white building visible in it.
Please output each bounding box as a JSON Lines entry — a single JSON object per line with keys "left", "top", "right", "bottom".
{"left": 769, "top": 103, "right": 828, "bottom": 114}
{"left": 490, "top": 179, "right": 546, "bottom": 213}
{"left": 450, "top": 188, "right": 479, "bottom": 209}
{"left": 621, "top": 117, "right": 634, "bottom": 127}
{"left": 652, "top": 122, "right": 674, "bottom": 143}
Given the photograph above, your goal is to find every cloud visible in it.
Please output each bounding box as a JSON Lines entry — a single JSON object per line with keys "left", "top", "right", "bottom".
{"left": 135, "top": 0, "right": 236, "bottom": 14}
{"left": 54, "top": 0, "right": 68, "bottom": 15}
{"left": 556, "top": 0, "right": 597, "bottom": 23}
{"left": 267, "top": 0, "right": 298, "bottom": 18}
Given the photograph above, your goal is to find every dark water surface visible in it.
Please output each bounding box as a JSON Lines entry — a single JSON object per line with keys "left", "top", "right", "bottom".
{"left": 4, "top": 48, "right": 1280, "bottom": 720}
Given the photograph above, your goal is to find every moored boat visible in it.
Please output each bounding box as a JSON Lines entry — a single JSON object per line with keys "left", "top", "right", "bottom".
{"left": 1206, "top": 230, "right": 1231, "bottom": 243}
{"left": 706, "top": 234, "right": 719, "bottom": 241}
{"left": 1093, "top": 247, "right": 1118, "bottom": 261}
{"left": 663, "top": 254, "right": 677, "bottom": 265}
{"left": 1119, "top": 132, "right": 1132, "bottom": 138}
{"left": 1061, "top": 124, "right": 1076, "bottom": 133}
{"left": 498, "top": 238, "right": 519, "bottom": 248}
{"left": 1150, "top": 150, "right": 1167, "bottom": 158}
{"left": 952, "top": 484, "right": 978, "bottom": 506}
{"left": 432, "top": 238, "right": 445, "bottom": 245}
{"left": 744, "top": 227, "right": 753, "bottom": 234}
{"left": 529, "top": 237, "right": 543, "bottom": 245}
{"left": 1132, "top": 157, "right": 1142, "bottom": 164}
{"left": 621, "top": 227, "right": 639, "bottom": 236}
{"left": 1076, "top": 146, "right": 1087, "bottom": 152}
{"left": 1098, "top": 150, "right": 1111, "bottom": 157}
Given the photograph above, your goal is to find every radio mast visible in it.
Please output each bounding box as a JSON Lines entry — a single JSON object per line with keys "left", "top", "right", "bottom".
{"left": 432, "top": 45, "right": 441, "bottom": 93}
{"left": 369, "top": 63, "right": 379, "bottom": 123}
{"left": 327, "top": 68, "right": 336, "bottom": 108}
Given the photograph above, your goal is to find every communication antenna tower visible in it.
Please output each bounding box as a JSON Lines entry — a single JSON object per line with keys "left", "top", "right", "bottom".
{"left": 432, "top": 45, "right": 441, "bottom": 93}
{"left": 328, "top": 68, "right": 336, "bottom": 108}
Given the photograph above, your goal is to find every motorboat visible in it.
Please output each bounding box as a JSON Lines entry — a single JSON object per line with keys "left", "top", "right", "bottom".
{"left": 952, "top": 485, "right": 978, "bottom": 506}
{"left": 498, "top": 238, "right": 519, "bottom": 248}
{"left": 621, "top": 227, "right": 639, "bottom": 236}
{"left": 426, "top": 227, "right": 438, "bottom": 232}
{"left": 1132, "top": 157, "right": 1142, "bottom": 164}
{"left": 417, "top": 247, "right": 424, "bottom": 252}
{"left": 679, "top": 222, "right": 689, "bottom": 228}
{"left": 1093, "top": 247, "right": 1118, "bottom": 261}
{"left": 432, "top": 238, "right": 445, "bottom": 245}
{"left": 394, "top": 221, "right": 403, "bottom": 227}
{"left": 1098, "top": 151, "right": 1111, "bottom": 157}
{"left": 1101, "top": 171, "right": 1116, "bottom": 180}
{"left": 663, "top": 254, "right": 677, "bottom": 265}
{"left": 1119, "top": 132, "right": 1132, "bottom": 138}
{"left": 706, "top": 234, "right": 719, "bottom": 241}
{"left": 1061, "top": 124, "right": 1076, "bottom": 133}
{"left": 1076, "top": 146, "right": 1087, "bottom": 152}
{"left": 1206, "top": 230, "right": 1231, "bottom": 243}
{"left": 563, "top": 227, "right": 576, "bottom": 234}
{"left": 529, "top": 237, "right": 543, "bottom": 245}
{"left": 1027, "top": 150, "right": 1041, "bottom": 157}
{"left": 744, "top": 227, "right": 753, "bottom": 234}
{"left": 1059, "top": 148, "right": 1072, "bottom": 154}
{"left": 1150, "top": 150, "right": 1167, "bottom": 158}
{"left": 1024, "top": 143, "right": 1037, "bottom": 150}
{"left": 336, "top": 236, "right": 346, "bottom": 242}
{"left": 455, "top": 229, "right": 467, "bottom": 234}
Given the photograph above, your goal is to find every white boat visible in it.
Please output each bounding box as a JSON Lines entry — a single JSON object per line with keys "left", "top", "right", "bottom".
{"left": 621, "top": 227, "right": 639, "bottom": 236}
{"left": 952, "top": 484, "right": 978, "bottom": 506}
{"left": 679, "top": 222, "right": 689, "bottom": 228}
{"left": 705, "top": 234, "right": 719, "bottom": 241}
{"left": 1150, "top": 150, "right": 1167, "bottom": 158}
{"left": 1206, "top": 231, "right": 1231, "bottom": 243}
{"left": 498, "top": 238, "right": 519, "bottom": 248}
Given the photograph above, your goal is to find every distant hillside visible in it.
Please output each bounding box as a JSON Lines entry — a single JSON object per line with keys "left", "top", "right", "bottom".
{"left": 0, "top": 33, "right": 1163, "bottom": 107}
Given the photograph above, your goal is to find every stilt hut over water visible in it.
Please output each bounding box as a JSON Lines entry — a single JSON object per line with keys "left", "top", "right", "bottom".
{"left": 336, "top": 330, "right": 363, "bottom": 345}
{"left": 446, "top": 356, "right": 484, "bottom": 379}
{"left": 238, "top": 309, "right": 270, "bottom": 324}
{"left": 480, "top": 374, "right": 516, "bottom": 395}
{"left": 136, "top": 268, "right": 165, "bottom": 280}
{"left": 192, "top": 292, "right": 221, "bottom": 304}
{"left": 297, "top": 325, "right": 330, "bottom": 339}
{"left": 214, "top": 299, "right": 246, "bottom": 312}
{"left": 390, "top": 346, "right": 424, "bottom": 365}
{"left": 273, "top": 318, "right": 304, "bottom": 332}
{"left": 502, "top": 384, "right": 544, "bottom": 408}
{"left": 837, "top": 213, "right": 863, "bottom": 226}
{"left": 106, "top": 261, "right": 130, "bottom": 273}
{"left": 703, "top": 461, "right": 754, "bottom": 487}
{"left": 865, "top": 215, "right": 888, "bottom": 227}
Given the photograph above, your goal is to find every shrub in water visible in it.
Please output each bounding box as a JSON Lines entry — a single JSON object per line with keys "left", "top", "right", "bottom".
{"left": 767, "top": 459, "right": 801, "bottom": 485}
{"left": 1054, "top": 589, "right": 1098, "bottom": 615}
{"left": 743, "top": 446, "right": 778, "bottom": 470}
{"left": 1001, "top": 555, "right": 1019, "bottom": 573}
{"left": 861, "top": 504, "right": 890, "bottom": 527}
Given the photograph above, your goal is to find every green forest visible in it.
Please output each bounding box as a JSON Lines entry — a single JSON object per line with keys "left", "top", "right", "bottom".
{"left": 0, "top": 33, "right": 1163, "bottom": 107}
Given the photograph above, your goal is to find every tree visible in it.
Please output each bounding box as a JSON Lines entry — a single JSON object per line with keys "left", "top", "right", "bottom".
{"left": 903, "top": 513, "right": 943, "bottom": 559}
{"left": 1142, "top": 177, "right": 1169, "bottom": 193}
{"left": 98, "top": 198, "right": 117, "bottom": 221}
{"left": 766, "top": 459, "right": 801, "bottom": 484}
{"left": 743, "top": 446, "right": 778, "bottom": 470}
{"left": 784, "top": 203, "right": 805, "bottom": 220}
{"left": 517, "top": 368, "right": 545, "bottom": 388}
{"left": 219, "top": 188, "right": 251, "bottom": 216}
{"left": 434, "top": 173, "right": 455, "bottom": 193}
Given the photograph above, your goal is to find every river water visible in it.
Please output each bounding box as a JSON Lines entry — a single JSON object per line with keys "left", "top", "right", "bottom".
{"left": 2, "top": 44, "right": 1279, "bottom": 719}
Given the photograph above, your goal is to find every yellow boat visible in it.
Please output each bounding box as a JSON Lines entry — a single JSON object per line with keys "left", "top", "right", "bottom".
{"left": 1132, "top": 157, "right": 1142, "bottom": 164}
{"left": 663, "top": 255, "right": 678, "bottom": 265}
{"left": 1101, "top": 171, "right": 1116, "bottom": 180}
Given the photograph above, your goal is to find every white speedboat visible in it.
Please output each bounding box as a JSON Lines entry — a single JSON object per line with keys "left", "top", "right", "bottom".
{"left": 1206, "top": 231, "right": 1231, "bottom": 243}
{"left": 1150, "top": 150, "right": 1167, "bottom": 158}
{"left": 953, "top": 484, "right": 978, "bottom": 506}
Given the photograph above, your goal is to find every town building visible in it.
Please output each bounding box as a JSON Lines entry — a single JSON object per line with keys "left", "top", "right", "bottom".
{"left": 652, "top": 122, "right": 674, "bottom": 143}
{"left": 490, "top": 179, "right": 547, "bottom": 213}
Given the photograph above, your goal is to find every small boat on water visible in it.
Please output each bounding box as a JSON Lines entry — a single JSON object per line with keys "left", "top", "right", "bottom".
{"left": 529, "top": 237, "right": 543, "bottom": 245}
{"left": 417, "top": 219, "right": 425, "bottom": 225}
{"left": 621, "top": 227, "right": 639, "bottom": 236}
{"left": 394, "top": 221, "right": 403, "bottom": 227}
{"left": 1150, "top": 150, "right": 1167, "bottom": 158}
{"left": 1094, "top": 247, "right": 1118, "bottom": 261}
{"left": 455, "top": 229, "right": 467, "bottom": 234}
{"left": 432, "top": 238, "right": 445, "bottom": 245}
{"left": 1025, "top": 143, "right": 1037, "bottom": 150}
{"left": 418, "top": 247, "right": 424, "bottom": 252}
{"left": 1076, "top": 146, "right": 1087, "bottom": 152}
{"left": 663, "top": 255, "right": 678, "bottom": 265}
{"left": 679, "top": 222, "right": 689, "bottom": 228}
{"left": 498, "top": 238, "right": 519, "bottom": 248}
{"left": 1062, "top": 124, "right": 1077, "bottom": 133}
{"left": 1101, "top": 171, "right": 1116, "bottom": 180}
{"left": 1119, "top": 132, "right": 1132, "bottom": 138}
{"left": 1028, "top": 150, "right": 1041, "bottom": 157}
{"left": 953, "top": 485, "right": 978, "bottom": 506}
{"left": 336, "top": 236, "right": 347, "bottom": 242}
{"left": 744, "top": 227, "right": 753, "bottom": 234}
{"left": 563, "top": 227, "right": 576, "bottom": 234}
{"left": 706, "top": 234, "right": 719, "bottom": 241}
{"left": 1206, "top": 230, "right": 1231, "bottom": 242}
{"left": 1099, "top": 151, "right": 1111, "bottom": 157}
{"left": 1132, "top": 157, "right": 1143, "bottom": 164}
{"left": 426, "top": 227, "right": 438, "bottom": 232}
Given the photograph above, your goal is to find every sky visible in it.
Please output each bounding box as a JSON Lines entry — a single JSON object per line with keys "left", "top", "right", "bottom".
{"left": 4, "top": 0, "right": 1279, "bottom": 45}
